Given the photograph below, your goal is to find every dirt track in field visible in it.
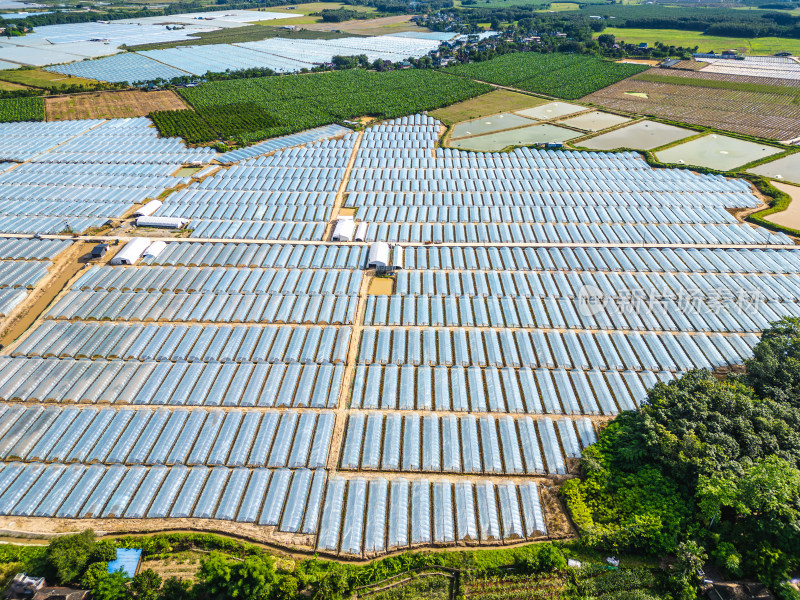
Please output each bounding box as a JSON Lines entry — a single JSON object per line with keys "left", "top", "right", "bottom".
{"left": 46, "top": 90, "right": 188, "bottom": 121}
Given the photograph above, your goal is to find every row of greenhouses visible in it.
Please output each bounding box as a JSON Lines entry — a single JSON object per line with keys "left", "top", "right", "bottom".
{"left": 362, "top": 293, "right": 789, "bottom": 333}
{"left": 349, "top": 364, "right": 662, "bottom": 415}
{"left": 360, "top": 221, "right": 789, "bottom": 245}
{"left": 0, "top": 261, "right": 52, "bottom": 290}
{"left": 394, "top": 269, "right": 800, "bottom": 300}
{"left": 47, "top": 291, "right": 360, "bottom": 325}
{"left": 356, "top": 327, "right": 756, "bottom": 372}
{"left": 74, "top": 266, "right": 363, "bottom": 295}
{"left": 157, "top": 202, "right": 332, "bottom": 222}
{"left": 0, "top": 356, "right": 343, "bottom": 408}
{"left": 189, "top": 221, "right": 326, "bottom": 242}
{"left": 217, "top": 125, "right": 352, "bottom": 164}
{"left": 318, "top": 476, "right": 546, "bottom": 556}
{"left": 0, "top": 404, "right": 333, "bottom": 469}
{"left": 339, "top": 412, "right": 595, "bottom": 475}
{"left": 0, "top": 462, "right": 327, "bottom": 531}
{"left": 13, "top": 321, "right": 351, "bottom": 364}
{"left": 0, "top": 460, "right": 547, "bottom": 554}
{"left": 142, "top": 242, "right": 800, "bottom": 275}
{"left": 0, "top": 289, "right": 28, "bottom": 319}
{"left": 0, "top": 118, "right": 215, "bottom": 234}
{"left": 0, "top": 237, "right": 70, "bottom": 261}
{"left": 351, "top": 204, "right": 736, "bottom": 225}
{"left": 143, "top": 242, "right": 366, "bottom": 269}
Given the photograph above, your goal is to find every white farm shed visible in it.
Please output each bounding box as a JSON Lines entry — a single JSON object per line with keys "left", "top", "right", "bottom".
{"left": 133, "top": 200, "right": 163, "bottom": 217}
{"left": 143, "top": 240, "right": 167, "bottom": 259}
{"left": 332, "top": 218, "right": 356, "bottom": 242}
{"left": 367, "top": 242, "right": 390, "bottom": 269}
{"left": 136, "top": 216, "right": 189, "bottom": 229}
{"left": 110, "top": 238, "right": 151, "bottom": 265}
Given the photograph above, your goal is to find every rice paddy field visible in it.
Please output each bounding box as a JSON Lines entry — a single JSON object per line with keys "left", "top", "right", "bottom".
{"left": 582, "top": 68, "right": 800, "bottom": 141}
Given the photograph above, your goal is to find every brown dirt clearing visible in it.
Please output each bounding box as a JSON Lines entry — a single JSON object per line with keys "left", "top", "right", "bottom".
{"left": 305, "top": 14, "right": 422, "bottom": 34}
{"left": 368, "top": 277, "right": 394, "bottom": 295}
{"left": 46, "top": 90, "right": 188, "bottom": 121}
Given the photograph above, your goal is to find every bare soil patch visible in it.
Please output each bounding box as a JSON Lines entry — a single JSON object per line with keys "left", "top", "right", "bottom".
{"left": 46, "top": 90, "right": 188, "bottom": 121}
{"left": 368, "top": 277, "right": 394, "bottom": 295}
{"left": 617, "top": 59, "right": 661, "bottom": 66}
{"left": 305, "top": 14, "right": 422, "bottom": 35}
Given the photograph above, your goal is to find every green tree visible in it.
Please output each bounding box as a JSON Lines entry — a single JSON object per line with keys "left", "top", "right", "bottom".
{"left": 132, "top": 569, "right": 162, "bottom": 600}
{"left": 80, "top": 562, "right": 110, "bottom": 590}
{"left": 312, "top": 564, "right": 350, "bottom": 600}
{"left": 93, "top": 570, "right": 132, "bottom": 600}
{"left": 90, "top": 541, "right": 118, "bottom": 563}
{"left": 228, "top": 556, "right": 275, "bottom": 600}
{"left": 157, "top": 576, "right": 192, "bottom": 600}
{"left": 46, "top": 530, "right": 97, "bottom": 585}
{"left": 744, "top": 317, "right": 800, "bottom": 407}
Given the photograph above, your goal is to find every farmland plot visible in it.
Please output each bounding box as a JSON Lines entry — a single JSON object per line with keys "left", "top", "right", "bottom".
{"left": 582, "top": 69, "right": 800, "bottom": 141}
{"left": 443, "top": 53, "right": 649, "bottom": 100}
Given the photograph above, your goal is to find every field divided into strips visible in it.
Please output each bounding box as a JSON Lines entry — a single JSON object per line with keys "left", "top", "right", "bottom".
{"left": 442, "top": 53, "right": 650, "bottom": 100}
{"left": 1, "top": 115, "right": 800, "bottom": 557}
{"left": 0, "top": 117, "right": 216, "bottom": 235}
{"left": 582, "top": 68, "right": 800, "bottom": 141}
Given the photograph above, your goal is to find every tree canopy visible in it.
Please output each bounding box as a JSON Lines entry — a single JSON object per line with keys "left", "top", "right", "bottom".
{"left": 564, "top": 317, "right": 800, "bottom": 598}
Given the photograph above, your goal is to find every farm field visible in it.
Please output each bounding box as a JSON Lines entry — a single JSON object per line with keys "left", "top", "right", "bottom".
{"left": 596, "top": 27, "right": 800, "bottom": 55}
{"left": 431, "top": 89, "right": 547, "bottom": 125}
{"left": 172, "top": 69, "right": 491, "bottom": 144}
{"left": 442, "top": 53, "right": 650, "bottom": 100}
{"left": 0, "top": 68, "right": 98, "bottom": 92}
{"left": 581, "top": 68, "right": 800, "bottom": 141}
{"left": 46, "top": 90, "right": 187, "bottom": 121}
{"left": 0, "top": 96, "right": 44, "bottom": 122}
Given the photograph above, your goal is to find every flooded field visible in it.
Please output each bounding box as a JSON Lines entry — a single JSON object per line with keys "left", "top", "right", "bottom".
{"left": 579, "top": 120, "right": 695, "bottom": 151}
{"left": 515, "top": 101, "right": 586, "bottom": 121}
{"left": 558, "top": 111, "right": 632, "bottom": 132}
{"left": 450, "top": 112, "right": 536, "bottom": 138}
{"left": 655, "top": 133, "right": 783, "bottom": 171}
{"left": 448, "top": 124, "right": 580, "bottom": 151}
{"left": 747, "top": 152, "right": 800, "bottom": 185}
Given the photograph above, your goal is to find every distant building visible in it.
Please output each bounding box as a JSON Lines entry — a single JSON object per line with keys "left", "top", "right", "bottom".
{"left": 8, "top": 573, "right": 45, "bottom": 598}
{"left": 638, "top": 42, "right": 648, "bottom": 49}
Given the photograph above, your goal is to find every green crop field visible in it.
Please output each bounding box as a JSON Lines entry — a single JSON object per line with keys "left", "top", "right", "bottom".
{"left": 150, "top": 109, "right": 219, "bottom": 144}
{"left": 442, "top": 53, "right": 649, "bottom": 100}
{"left": 0, "top": 96, "right": 44, "bottom": 122}
{"left": 597, "top": 27, "right": 800, "bottom": 55}
{"left": 168, "top": 70, "right": 491, "bottom": 144}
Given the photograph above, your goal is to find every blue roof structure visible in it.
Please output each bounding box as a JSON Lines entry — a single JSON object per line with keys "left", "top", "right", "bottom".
{"left": 107, "top": 548, "right": 142, "bottom": 578}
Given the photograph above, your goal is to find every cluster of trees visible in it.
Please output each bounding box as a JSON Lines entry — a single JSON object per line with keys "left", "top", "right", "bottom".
{"left": 317, "top": 8, "right": 373, "bottom": 22}
{"left": 563, "top": 317, "right": 800, "bottom": 599}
